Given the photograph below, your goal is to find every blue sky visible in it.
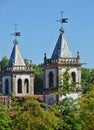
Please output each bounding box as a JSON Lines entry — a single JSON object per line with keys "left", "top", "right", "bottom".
{"left": 0, "top": 0, "right": 94, "bottom": 68}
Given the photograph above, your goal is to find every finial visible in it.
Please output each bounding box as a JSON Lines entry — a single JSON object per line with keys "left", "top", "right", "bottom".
{"left": 77, "top": 51, "right": 80, "bottom": 58}
{"left": 44, "top": 53, "right": 47, "bottom": 59}
{"left": 44, "top": 53, "right": 47, "bottom": 64}
{"left": 57, "top": 11, "right": 68, "bottom": 33}
{"left": 13, "top": 39, "right": 18, "bottom": 45}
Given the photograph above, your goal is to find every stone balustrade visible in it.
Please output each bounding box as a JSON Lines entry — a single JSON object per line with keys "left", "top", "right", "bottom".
{"left": 1, "top": 66, "right": 33, "bottom": 72}
{"left": 44, "top": 57, "right": 80, "bottom": 65}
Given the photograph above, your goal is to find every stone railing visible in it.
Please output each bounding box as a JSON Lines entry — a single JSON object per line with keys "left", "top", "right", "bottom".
{"left": 44, "top": 58, "right": 58, "bottom": 64}
{"left": 58, "top": 57, "right": 80, "bottom": 64}
{"left": 1, "top": 66, "right": 33, "bottom": 72}
{"left": 44, "top": 57, "right": 80, "bottom": 65}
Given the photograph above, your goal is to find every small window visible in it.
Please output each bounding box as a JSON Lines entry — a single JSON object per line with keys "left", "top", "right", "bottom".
{"left": 5, "top": 79, "right": 9, "bottom": 95}
{"left": 24, "top": 79, "right": 29, "bottom": 93}
{"left": 18, "top": 79, "right": 22, "bottom": 93}
{"left": 49, "top": 71, "right": 54, "bottom": 88}
{"left": 71, "top": 72, "right": 76, "bottom": 82}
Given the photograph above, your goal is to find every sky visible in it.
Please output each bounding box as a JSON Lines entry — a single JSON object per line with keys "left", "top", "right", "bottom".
{"left": 0, "top": 0, "right": 94, "bottom": 68}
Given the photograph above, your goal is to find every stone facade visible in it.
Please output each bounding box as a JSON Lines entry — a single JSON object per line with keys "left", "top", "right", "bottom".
{"left": 0, "top": 39, "right": 34, "bottom": 97}
{"left": 43, "top": 32, "right": 82, "bottom": 105}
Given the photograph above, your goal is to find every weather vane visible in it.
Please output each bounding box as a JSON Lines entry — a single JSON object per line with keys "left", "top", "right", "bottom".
{"left": 11, "top": 24, "right": 21, "bottom": 39}
{"left": 57, "top": 11, "right": 68, "bottom": 33}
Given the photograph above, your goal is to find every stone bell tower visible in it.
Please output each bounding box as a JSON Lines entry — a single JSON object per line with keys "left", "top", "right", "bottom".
{"left": 0, "top": 32, "right": 34, "bottom": 97}
{"left": 43, "top": 16, "right": 82, "bottom": 105}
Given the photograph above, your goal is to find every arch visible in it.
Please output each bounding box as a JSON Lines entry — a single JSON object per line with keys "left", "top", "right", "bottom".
{"left": 71, "top": 72, "right": 76, "bottom": 82}
{"left": 24, "top": 79, "right": 29, "bottom": 93}
{"left": 49, "top": 71, "right": 54, "bottom": 88}
{"left": 17, "top": 79, "right": 22, "bottom": 93}
{"left": 5, "top": 79, "right": 9, "bottom": 95}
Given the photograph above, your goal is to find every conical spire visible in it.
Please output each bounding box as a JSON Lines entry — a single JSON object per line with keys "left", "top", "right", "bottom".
{"left": 51, "top": 32, "right": 72, "bottom": 59}
{"left": 8, "top": 39, "right": 25, "bottom": 67}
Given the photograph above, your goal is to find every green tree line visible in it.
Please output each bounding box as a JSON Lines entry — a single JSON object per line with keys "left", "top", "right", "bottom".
{"left": 0, "top": 66, "right": 94, "bottom": 129}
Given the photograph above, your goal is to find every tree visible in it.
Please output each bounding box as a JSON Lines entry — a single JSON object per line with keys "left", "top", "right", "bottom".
{"left": 11, "top": 96, "right": 61, "bottom": 130}
{"left": 81, "top": 68, "right": 94, "bottom": 93}
{"left": 1, "top": 56, "right": 9, "bottom": 68}
{"left": 49, "top": 68, "right": 94, "bottom": 130}
{"left": 57, "top": 68, "right": 77, "bottom": 96}
{"left": 33, "top": 64, "right": 43, "bottom": 94}
{"left": 78, "top": 88, "right": 94, "bottom": 130}
{"left": 24, "top": 59, "right": 30, "bottom": 67}
{"left": 0, "top": 102, "right": 12, "bottom": 130}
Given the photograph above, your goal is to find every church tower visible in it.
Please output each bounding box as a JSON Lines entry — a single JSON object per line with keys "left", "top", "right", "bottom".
{"left": 0, "top": 33, "right": 34, "bottom": 97}
{"left": 43, "top": 16, "right": 82, "bottom": 105}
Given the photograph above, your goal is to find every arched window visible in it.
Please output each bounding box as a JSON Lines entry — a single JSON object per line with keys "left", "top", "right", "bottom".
{"left": 48, "top": 98, "right": 54, "bottom": 105}
{"left": 24, "top": 79, "right": 29, "bottom": 93}
{"left": 71, "top": 72, "right": 76, "bottom": 82}
{"left": 5, "top": 79, "right": 9, "bottom": 95}
{"left": 18, "top": 79, "right": 22, "bottom": 93}
{"left": 49, "top": 71, "right": 54, "bottom": 88}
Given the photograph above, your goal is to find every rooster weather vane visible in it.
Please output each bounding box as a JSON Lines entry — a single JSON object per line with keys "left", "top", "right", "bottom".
{"left": 57, "top": 11, "right": 68, "bottom": 33}
{"left": 11, "top": 24, "right": 21, "bottom": 39}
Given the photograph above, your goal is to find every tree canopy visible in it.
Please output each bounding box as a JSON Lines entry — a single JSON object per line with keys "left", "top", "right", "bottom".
{"left": 0, "top": 56, "right": 9, "bottom": 69}
{"left": 0, "top": 57, "right": 94, "bottom": 129}
{"left": 0, "top": 96, "right": 61, "bottom": 130}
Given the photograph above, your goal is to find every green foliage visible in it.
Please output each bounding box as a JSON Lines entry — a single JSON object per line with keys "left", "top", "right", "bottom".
{"left": 0, "top": 88, "right": 94, "bottom": 130}
{"left": 2, "top": 94, "right": 94, "bottom": 130}
{"left": 50, "top": 68, "right": 94, "bottom": 130}
{"left": 58, "top": 69, "right": 77, "bottom": 95}
{"left": 24, "top": 59, "right": 30, "bottom": 66}
{"left": 81, "top": 68, "right": 90, "bottom": 83}
{"left": 33, "top": 64, "right": 43, "bottom": 94}
{"left": 0, "top": 96, "right": 61, "bottom": 130}
{"left": 81, "top": 68, "right": 94, "bottom": 93}
{"left": 11, "top": 96, "right": 61, "bottom": 130}
{"left": 78, "top": 88, "right": 94, "bottom": 129}
{"left": 81, "top": 68, "right": 94, "bottom": 84}
{"left": 51, "top": 97, "right": 83, "bottom": 130}
{"left": 0, "top": 103, "right": 12, "bottom": 130}
{"left": 51, "top": 92, "right": 94, "bottom": 130}
{"left": 0, "top": 60, "right": 94, "bottom": 130}
{"left": 0, "top": 56, "right": 9, "bottom": 68}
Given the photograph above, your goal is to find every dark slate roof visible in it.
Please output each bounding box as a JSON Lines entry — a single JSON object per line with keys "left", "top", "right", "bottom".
{"left": 8, "top": 39, "right": 25, "bottom": 67}
{"left": 51, "top": 33, "right": 72, "bottom": 59}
